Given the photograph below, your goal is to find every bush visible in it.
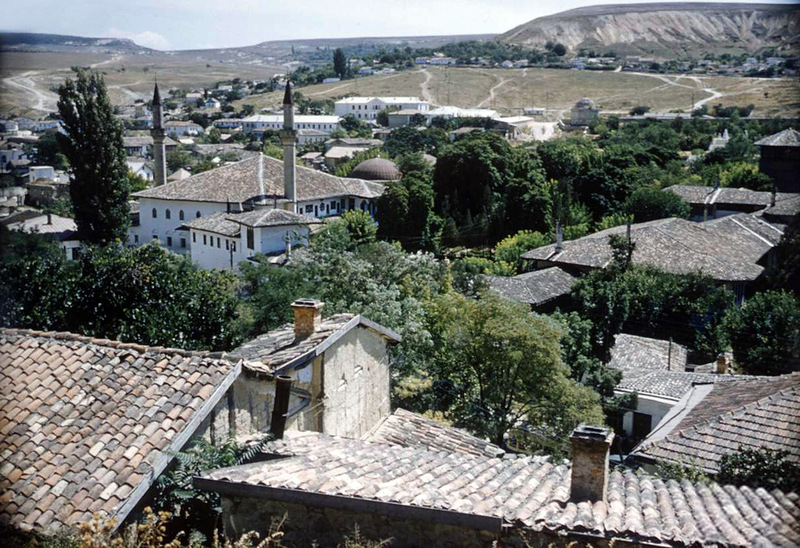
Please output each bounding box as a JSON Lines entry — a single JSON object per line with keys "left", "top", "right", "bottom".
{"left": 718, "top": 447, "right": 800, "bottom": 492}
{"left": 624, "top": 187, "right": 690, "bottom": 223}
{"left": 494, "top": 230, "right": 551, "bottom": 273}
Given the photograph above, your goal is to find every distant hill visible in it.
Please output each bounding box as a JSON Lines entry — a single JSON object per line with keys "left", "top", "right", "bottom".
{"left": 0, "top": 32, "right": 151, "bottom": 53}
{"left": 498, "top": 3, "right": 800, "bottom": 57}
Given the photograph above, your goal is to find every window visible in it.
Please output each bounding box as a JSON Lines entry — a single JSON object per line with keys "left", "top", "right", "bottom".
{"left": 134, "top": 235, "right": 139, "bottom": 244}
{"left": 305, "top": 205, "right": 313, "bottom": 213}
{"left": 203, "top": 234, "right": 207, "bottom": 245}
{"left": 225, "top": 240, "right": 229, "bottom": 250}
{"left": 152, "top": 235, "right": 158, "bottom": 241}
{"left": 192, "top": 233, "right": 196, "bottom": 243}
{"left": 180, "top": 238, "right": 186, "bottom": 248}
{"left": 246, "top": 227, "right": 254, "bottom": 250}
{"left": 165, "top": 209, "right": 171, "bottom": 220}
{"left": 71, "top": 248, "right": 79, "bottom": 261}
{"left": 152, "top": 208, "right": 157, "bottom": 218}
{"left": 217, "top": 237, "right": 221, "bottom": 248}
{"left": 166, "top": 236, "right": 172, "bottom": 246}
{"left": 196, "top": 211, "right": 201, "bottom": 218}
{"left": 179, "top": 210, "right": 185, "bottom": 221}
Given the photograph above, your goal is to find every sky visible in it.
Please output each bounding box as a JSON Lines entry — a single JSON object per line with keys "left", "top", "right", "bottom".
{"left": 4, "top": 0, "right": 797, "bottom": 51}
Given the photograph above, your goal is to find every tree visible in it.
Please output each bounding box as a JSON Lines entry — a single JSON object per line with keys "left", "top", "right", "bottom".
{"left": 624, "top": 186, "right": 690, "bottom": 222}
{"left": 339, "top": 114, "right": 372, "bottom": 138}
{"left": 494, "top": 230, "right": 551, "bottom": 273}
{"left": 57, "top": 70, "right": 130, "bottom": 244}
{"left": 722, "top": 290, "right": 800, "bottom": 375}
{"left": 718, "top": 447, "right": 800, "bottom": 492}
{"left": 427, "top": 291, "right": 604, "bottom": 445}
{"left": 333, "top": 48, "right": 347, "bottom": 78}
{"left": 553, "top": 43, "right": 567, "bottom": 57}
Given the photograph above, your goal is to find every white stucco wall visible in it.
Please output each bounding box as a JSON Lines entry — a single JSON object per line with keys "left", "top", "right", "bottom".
{"left": 190, "top": 228, "right": 242, "bottom": 270}
{"left": 617, "top": 390, "right": 677, "bottom": 436}
{"left": 136, "top": 198, "right": 228, "bottom": 253}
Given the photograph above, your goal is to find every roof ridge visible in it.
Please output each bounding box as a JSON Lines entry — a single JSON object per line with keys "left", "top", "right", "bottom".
{"left": 0, "top": 327, "right": 218, "bottom": 359}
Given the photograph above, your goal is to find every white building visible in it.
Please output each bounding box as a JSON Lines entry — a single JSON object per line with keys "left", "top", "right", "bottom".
{"left": 213, "top": 119, "right": 245, "bottom": 130}
{"left": 126, "top": 159, "right": 154, "bottom": 181}
{"left": 182, "top": 209, "right": 320, "bottom": 271}
{"left": 164, "top": 120, "right": 204, "bottom": 137}
{"left": 241, "top": 114, "right": 341, "bottom": 135}
{"left": 130, "top": 154, "right": 384, "bottom": 256}
{"left": 34, "top": 120, "right": 64, "bottom": 133}
{"left": 3, "top": 212, "right": 81, "bottom": 260}
{"left": 204, "top": 98, "right": 221, "bottom": 109}
{"left": 334, "top": 97, "right": 429, "bottom": 121}
{"left": 28, "top": 165, "right": 55, "bottom": 183}
{"left": 0, "top": 145, "right": 27, "bottom": 167}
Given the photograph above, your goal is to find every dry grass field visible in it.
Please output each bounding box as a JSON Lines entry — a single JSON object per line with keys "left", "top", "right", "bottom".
{"left": 236, "top": 66, "right": 799, "bottom": 118}
{"left": 0, "top": 51, "right": 283, "bottom": 116}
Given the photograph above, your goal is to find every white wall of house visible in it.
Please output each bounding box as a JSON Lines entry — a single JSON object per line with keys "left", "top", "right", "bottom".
{"left": 334, "top": 98, "right": 429, "bottom": 120}
{"left": 190, "top": 228, "right": 242, "bottom": 270}
{"left": 617, "top": 390, "right": 677, "bottom": 437}
{"left": 241, "top": 115, "right": 341, "bottom": 135}
{"left": 136, "top": 198, "right": 229, "bottom": 252}
{"left": 29, "top": 165, "right": 55, "bottom": 182}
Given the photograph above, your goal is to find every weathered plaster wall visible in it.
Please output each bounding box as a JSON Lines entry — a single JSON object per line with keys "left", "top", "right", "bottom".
{"left": 320, "top": 327, "right": 391, "bottom": 439}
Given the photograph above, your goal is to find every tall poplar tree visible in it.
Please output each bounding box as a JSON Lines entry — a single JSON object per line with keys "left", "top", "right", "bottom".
{"left": 57, "top": 70, "right": 130, "bottom": 244}
{"left": 333, "top": 48, "right": 347, "bottom": 79}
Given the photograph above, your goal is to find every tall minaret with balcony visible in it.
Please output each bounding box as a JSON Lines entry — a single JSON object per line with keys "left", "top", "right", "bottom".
{"left": 280, "top": 81, "right": 297, "bottom": 211}
{"left": 150, "top": 83, "right": 167, "bottom": 187}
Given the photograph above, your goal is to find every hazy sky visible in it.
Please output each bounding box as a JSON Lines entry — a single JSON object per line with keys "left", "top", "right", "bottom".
{"left": 4, "top": 0, "right": 796, "bottom": 50}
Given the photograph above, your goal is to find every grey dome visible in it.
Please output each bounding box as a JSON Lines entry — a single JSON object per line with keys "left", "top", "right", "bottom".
{"left": 350, "top": 158, "right": 402, "bottom": 181}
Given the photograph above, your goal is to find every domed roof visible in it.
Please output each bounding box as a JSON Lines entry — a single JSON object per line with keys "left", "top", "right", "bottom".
{"left": 575, "top": 97, "right": 596, "bottom": 109}
{"left": 350, "top": 158, "right": 401, "bottom": 181}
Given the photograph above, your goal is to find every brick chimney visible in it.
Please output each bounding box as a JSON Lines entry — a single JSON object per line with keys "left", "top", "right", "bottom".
{"left": 569, "top": 424, "right": 614, "bottom": 503}
{"left": 291, "top": 299, "right": 324, "bottom": 339}
{"left": 716, "top": 354, "right": 728, "bottom": 374}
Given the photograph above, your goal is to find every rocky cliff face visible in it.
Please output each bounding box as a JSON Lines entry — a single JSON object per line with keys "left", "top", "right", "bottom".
{"left": 498, "top": 3, "right": 800, "bottom": 56}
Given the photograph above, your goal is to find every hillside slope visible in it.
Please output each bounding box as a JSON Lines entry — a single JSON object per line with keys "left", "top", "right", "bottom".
{"left": 498, "top": 3, "right": 800, "bottom": 57}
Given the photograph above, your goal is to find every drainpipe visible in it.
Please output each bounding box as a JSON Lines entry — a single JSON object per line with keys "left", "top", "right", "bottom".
{"left": 270, "top": 375, "right": 293, "bottom": 439}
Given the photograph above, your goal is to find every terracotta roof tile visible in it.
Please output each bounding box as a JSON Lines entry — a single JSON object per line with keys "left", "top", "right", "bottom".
{"left": 0, "top": 328, "right": 240, "bottom": 532}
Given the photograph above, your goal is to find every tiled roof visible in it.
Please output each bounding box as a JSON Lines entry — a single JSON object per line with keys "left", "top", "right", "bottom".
{"left": 485, "top": 267, "right": 575, "bottom": 306}
{"left": 635, "top": 374, "right": 800, "bottom": 474}
{"left": 0, "top": 328, "right": 240, "bottom": 533}
{"left": 616, "top": 370, "right": 731, "bottom": 400}
{"left": 227, "top": 208, "right": 322, "bottom": 228}
{"left": 609, "top": 333, "right": 687, "bottom": 375}
{"left": 520, "top": 214, "right": 781, "bottom": 282}
{"left": 199, "top": 431, "right": 800, "bottom": 546}
{"left": 4, "top": 213, "right": 77, "bottom": 238}
{"left": 665, "top": 185, "right": 800, "bottom": 208}
{"left": 766, "top": 195, "right": 800, "bottom": 217}
{"left": 123, "top": 136, "right": 178, "bottom": 147}
{"left": 133, "top": 155, "right": 385, "bottom": 204}
{"left": 232, "top": 314, "right": 400, "bottom": 374}
{"left": 182, "top": 212, "right": 240, "bottom": 237}
{"left": 755, "top": 128, "right": 800, "bottom": 147}
{"left": 367, "top": 408, "right": 505, "bottom": 458}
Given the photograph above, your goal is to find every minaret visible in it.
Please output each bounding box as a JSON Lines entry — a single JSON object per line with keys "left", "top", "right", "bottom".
{"left": 150, "top": 82, "right": 167, "bottom": 187}
{"left": 280, "top": 82, "right": 297, "bottom": 211}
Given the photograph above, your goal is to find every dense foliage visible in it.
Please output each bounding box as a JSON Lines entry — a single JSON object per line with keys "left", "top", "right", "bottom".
{"left": 0, "top": 236, "right": 240, "bottom": 351}
{"left": 718, "top": 447, "right": 800, "bottom": 492}
{"left": 57, "top": 70, "right": 130, "bottom": 244}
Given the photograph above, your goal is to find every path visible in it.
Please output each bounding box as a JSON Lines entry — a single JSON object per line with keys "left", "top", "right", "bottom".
{"left": 419, "top": 68, "right": 434, "bottom": 104}
{"left": 305, "top": 71, "right": 410, "bottom": 98}
{"left": 2, "top": 71, "right": 58, "bottom": 113}
{"left": 477, "top": 75, "right": 509, "bottom": 108}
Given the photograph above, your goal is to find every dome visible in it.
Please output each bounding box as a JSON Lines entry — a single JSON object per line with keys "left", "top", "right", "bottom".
{"left": 575, "top": 97, "right": 596, "bottom": 109}
{"left": 350, "top": 158, "right": 402, "bottom": 181}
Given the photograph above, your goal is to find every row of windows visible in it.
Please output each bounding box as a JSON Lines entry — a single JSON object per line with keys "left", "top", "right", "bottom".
{"left": 193, "top": 231, "right": 236, "bottom": 251}
{"left": 141, "top": 234, "right": 186, "bottom": 248}
{"left": 152, "top": 209, "right": 202, "bottom": 220}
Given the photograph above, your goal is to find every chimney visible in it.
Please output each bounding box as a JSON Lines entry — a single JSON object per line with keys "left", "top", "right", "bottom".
{"left": 46, "top": 212, "right": 52, "bottom": 225}
{"left": 569, "top": 424, "right": 614, "bottom": 503}
{"left": 269, "top": 375, "right": 293, "bottom": 439}
{"left": 281, "top": 81, "right": 297, "bottom": 211}
{"left": 284, "top": 231, "right": 292, "bottom": 259}
{"left": 716, "top": 354, "right": 728, "bottom": 374}
{"left": 291, "top": 299, "right": 324, "bottom": 340}
{"left": 555, "top": 221, "right": 564, "bottom": 253}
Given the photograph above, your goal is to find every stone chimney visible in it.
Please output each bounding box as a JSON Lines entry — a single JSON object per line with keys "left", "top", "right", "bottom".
{"left": 291, "top": 299, "right": 324, "bottom": 339}
{"left": 280, "top": 81, "right": 297, "bottom": 211}
{"left": 569, "top": 424, "right": 614, "bottom": 503}
{"left": 46, "top": 212, "right": 52, "bottom": 225}
{"left": 716, "top": 354, "right": 728, "bottom": 374}
{"left": 555, "top": 221, "right": 564, "bottom": 253}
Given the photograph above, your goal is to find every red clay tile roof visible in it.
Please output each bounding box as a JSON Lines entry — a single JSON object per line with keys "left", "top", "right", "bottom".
{"left": 635, "top": 374, "right": 800, "bottom": 474}
{"left": 0, "top": 328, "right": 241, "bottom": 533}
{"left": 367, "top": 408, "right": 504, "bottom": 458}
{"left": 199, "top": 431, "right": 800, "bottom": 546}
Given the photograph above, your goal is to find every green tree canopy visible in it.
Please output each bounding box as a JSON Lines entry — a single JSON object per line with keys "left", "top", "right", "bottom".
{"left": 624, "top": 186, "right": 690, "bottom": 223}
{"left": 57, "top": 70, "right": 130, "bottom": 243}
{"left": 722, "top": 290, "right": 800, "bottom": 375}
{"left": 718, "top": 447, "right": 800, "bottom": 493}
{"left": 333, "top": 48, "right": 347, "bottom": 78}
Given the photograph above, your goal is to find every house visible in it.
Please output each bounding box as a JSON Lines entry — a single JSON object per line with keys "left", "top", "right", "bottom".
{"left": 387, "top": 109, "right": 423, "bottom": 128}
{"left": 1, "top": 211, "right": 81, "bottom": 259}
{"left": 0, "top": 300, "right": 402, "bottom": 536}
{"left": 665, "top": 184, "right": 800, "bottom": 221}
{"left": 212, "top": 118, "right": 244, "bottom": 130}
{"left": 0, "top": 144, "right": 27, "bottom": 168}
{"left": 28, "top": 165, "right": 55, "bottom": 183}
{"left": 295, "top": 129, "right": 328, "bottom": 146}
{"left": 195, "top": 422, "right": 798, "bottom": 546}
{"left": 756, "top": 128, "right": 800, "bottom": 193}
{"left": 707, "top": 128, "right": 730, "bottom": 151}
{"left": 632, "top": 373, "right": 800, "bottom": 475}
{"left": 241, "top": 114, "right": 341, "bottom": 136}
{"left": 26, "top": 179, "right": 70, "bottom": 208}
{"left": 167, "top": 167, "right": 192, "bottom": 181}
{"left": 485, "top": 267, "right": 576, "bottom": 311}
{"left": 570, "top": 98, "right": 598, "bottom": 126}
{"left": 204, "top": 98, "right": 221, "bottom": 109}
{"left": 33, "top": 120, "right": 64, "bottom": 133}
{"left": 323, "top": 146, "right": 370, "bottom": 169}
{"left": 126, "top": 158, "right": 154, "bottom": 181}
{"left": 334, "top": 97, "right": 429, "bottom": 121}
{"left": 184, "top": 91, "right": 204, "bottom": 105}
{"left": 164, "top": 120, "right": 204, "bottom": 137}
{"left": 122, "top": 135, "right": 178, "bottom": 156}
{"left": 181, "top": 209, "right": 321, "bottom": 271}
{"left": 322, "top": 77, "right": 340, "bottom": 84}
{"left": 521, "top": 214, "right": 783, "bottom": 300}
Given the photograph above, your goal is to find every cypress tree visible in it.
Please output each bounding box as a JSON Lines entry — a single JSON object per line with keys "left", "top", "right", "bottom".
{"left": 57, "top": 70, "right": 130, "bottom": 244}
{"left": 333, "top": 48, "right": 347, "bottom": 78}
